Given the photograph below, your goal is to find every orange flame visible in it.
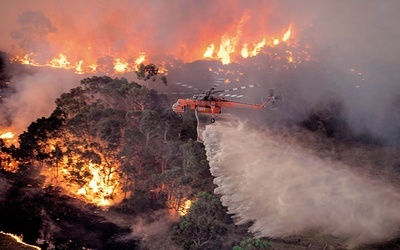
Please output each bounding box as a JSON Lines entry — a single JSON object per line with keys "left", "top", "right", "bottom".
{"left": 0, "top": 231, "right": 41, "bottom": 250}
{"left": 204, "top": 44, "right": 215, "bottom": 58}
{"left": 42, "top": 139, "right": 124, "bottom": 207}
{"left": 7, "top": 6, "right": 305, "bottom": 72}
{"left": 0, "top": 129, "right": 18, "bottom": 172}
{"left": 282, "top": 25, "right": 292, "bottom": 42}
{"left": 0, "top": 131, "right": 15, "bottom": 140}
{"left": 114, "top": 58, "right": 128, "bottom": 72}
{"left": 179, "top": 199, "right": 193, "bottom": 216}
{"left": 46, "top": 53, "right": 70, "bottom": 68}
{"left": 203, "top": 23, "right": 297, "bottom": 64}
{"left": 12, "top": 52, "right": 149, "bottom": 75}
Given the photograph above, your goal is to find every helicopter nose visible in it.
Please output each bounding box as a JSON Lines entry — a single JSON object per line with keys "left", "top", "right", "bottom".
{"left": 172, "top": 102, "right": 180, "bottom": 112}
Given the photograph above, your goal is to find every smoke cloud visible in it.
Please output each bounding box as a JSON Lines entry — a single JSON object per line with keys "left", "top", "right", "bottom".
{"left": 203, "top": 118, "right": 400, "bottom": 247}
{"left": 10, "top": 10, "right": 57, "bottom": 63}
{"left": 0, "top": 68, "right": 81, "bottom": 134}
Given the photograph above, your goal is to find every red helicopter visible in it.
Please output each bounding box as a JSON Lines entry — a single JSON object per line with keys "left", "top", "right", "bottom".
{"left": 172, "top": 86, "right": 281, "bottom": 123}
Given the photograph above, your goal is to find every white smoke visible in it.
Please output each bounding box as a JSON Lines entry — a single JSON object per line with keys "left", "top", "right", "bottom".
{"left": 203, "top": 118, "right": 400, "bottom": 247}
{"left": 0, "top": 68, "right": 81, "bottom": 134}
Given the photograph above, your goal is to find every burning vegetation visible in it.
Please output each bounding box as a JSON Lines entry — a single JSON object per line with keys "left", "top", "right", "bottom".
{"left": 0, "top": 76, "right": 228, "bottom": 249}
{"left": 3, "top": 2, "right": 308, "bottom": 75}
{"left": 1, "top": 76, "right": 213, "bottom": 209}
{"left": 1, "top": 1, "right": 400, "bottom": 249}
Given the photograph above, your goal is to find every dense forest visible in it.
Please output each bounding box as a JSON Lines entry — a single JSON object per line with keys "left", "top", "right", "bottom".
{"left": 0, "top": 74, "right": 274, "bottom": 249}
{"left": 1, "top": 52, "right": 400, "bottom": 249}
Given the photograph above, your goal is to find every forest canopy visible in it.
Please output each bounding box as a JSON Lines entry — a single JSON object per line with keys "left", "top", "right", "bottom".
{"left": 2, "top": 75, "right": 212, "bottom": 209}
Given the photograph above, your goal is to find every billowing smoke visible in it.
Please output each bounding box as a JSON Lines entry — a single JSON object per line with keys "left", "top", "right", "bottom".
{"left": 0, "top": 68, "right": 81, "bottom": 134}
{"left": 203, "top": 118, "right": 400, "bottom": 247}
{"left": 10, "top": 10, "right": 57, "bottom": 63}
{"left": 292, "top": 1, "right": 400, "bottom": 145}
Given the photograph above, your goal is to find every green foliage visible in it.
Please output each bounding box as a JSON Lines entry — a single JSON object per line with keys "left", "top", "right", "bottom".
{"left": 179, "top": 139, "right": 212, "bottom": 190}
{"left": 136, "top": 63, "right": 167, "bottom": 85}
{"left": 10, "top": 75, "right": 212, "bottom": 214}
{"left": 17, "top": 107, "right": 65, "bottom": 162}
{"left": 5, "top": 74, "right": 222, "bottom": 241}
{"left": 232, "top": 238, "right": 271, "bottom": 250}
{"left": 173, "top": 192, "right": 230, "bottom": 250}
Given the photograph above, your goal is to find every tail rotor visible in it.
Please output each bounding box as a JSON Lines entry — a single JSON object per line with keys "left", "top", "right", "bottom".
{"left": 264, "top": 88, "right": 283, "bottom": 110}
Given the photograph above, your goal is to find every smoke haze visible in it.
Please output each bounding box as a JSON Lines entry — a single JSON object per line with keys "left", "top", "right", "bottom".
{"left": 0, "top": 1, "right": 399, "bottom": 247}
{"left": 203, "top": 119, "right": 400, "bottom": 246}
{"left": 0, "top": 68, "right": 81, "bottom": 134}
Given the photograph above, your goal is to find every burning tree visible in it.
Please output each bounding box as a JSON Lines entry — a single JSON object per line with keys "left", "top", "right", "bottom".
{"left": 173, "top": 192, "right": 233, "bottom": 249}
{"left": 42, "top": 76, "right": 170, "bottom": 206}
{"left": 2, "top": 75, "right": 211, "bottom": 211}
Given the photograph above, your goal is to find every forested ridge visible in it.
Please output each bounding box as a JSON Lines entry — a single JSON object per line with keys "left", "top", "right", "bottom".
{"left": 1, "top": 57, "right": 400, "bottom": 249}
{"left": 0, "top": 75, "right": 271, "bottom": 249}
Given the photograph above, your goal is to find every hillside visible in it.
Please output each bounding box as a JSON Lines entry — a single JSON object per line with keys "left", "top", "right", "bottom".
{"left": 0, "top": 74, "right": 400, "bottom": 249}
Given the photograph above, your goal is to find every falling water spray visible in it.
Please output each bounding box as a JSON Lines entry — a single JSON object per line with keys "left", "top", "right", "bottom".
{"left": 203, "top": 118, "right": 400, "bottom": 247}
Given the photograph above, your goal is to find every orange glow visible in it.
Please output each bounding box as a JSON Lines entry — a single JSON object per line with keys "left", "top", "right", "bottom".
{"left": 76, "top": 60, "right": 84, "bottom": 74}
{"left": 134, "top": 53, "right": 146, "bottom": 67}
{"left": 0, "top": 130, "right": 17, "bottom": 148}
{"left": 12, "top": 52, "right": 149, "bottom": 75}
{"left": 0, "top": 131, "right": 15, "bottom": 140}
{"left": 282, "top": 26, "right": 292, "bottom": 42}
{"left": 217, "top": 34, "right": 237, "bottom": 65}
{"left": 42, "top": 138, "right": 124, "bottom": 207}
{"left": 241, "top": 44, "right": 249, "bottom": 58}
{"left": 0, "top": 231, "right": 41, "bottom": 250}
{"left": 242, "top": 38, "right": 267, "bottom": 58}
{"left": 46, "top": 53, "right": 71, "bottom": 69}
{"left": 252, "top": 38, "right": 266, "bottom": 56}
{"left": 114, "top": 58, "right": 128, "bottom": 72}
{"left": 179, "top": 199, "right": 193, "bottom": 216}
{"left": 0, "top": 153, "right": 18, "bottom": 173}
{"left": 204, "top": 44, "right": 215, "bottom": 58}
{"left": 286, "top": 50, "right": 294, "bottom": 63}
{"left": 0, "top": 129, "right": 18, "bottom": 172}
{"left": 203, "top": 22, "right": 298, "bottom": 64}
{"left": 9, "top": 6, "right": 304, "bottom": 71}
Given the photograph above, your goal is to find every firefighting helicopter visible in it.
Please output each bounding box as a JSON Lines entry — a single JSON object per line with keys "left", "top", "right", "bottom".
{"left": 172, "top": 84, "right": 282, "bottom": 123}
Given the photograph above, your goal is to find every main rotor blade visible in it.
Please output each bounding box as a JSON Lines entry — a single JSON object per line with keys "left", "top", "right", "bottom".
{"left": 212, "top": 84, "right": 260, "bottom": 94}
{"left": 217, "top": 93, "right": 245, "bottom": 98}
{"left": 174, "top": 81, "right": 204, "bottom": 92}
{"left": 214, "top": 77, "right": 225, "bottom": 87}
{"left": 159, "top": 91, "right": 190, "bottom": 95}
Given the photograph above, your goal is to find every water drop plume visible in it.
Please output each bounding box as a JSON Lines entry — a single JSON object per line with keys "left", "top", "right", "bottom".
{"left": 203, "top": 118, "right": 400, "bottom": 247}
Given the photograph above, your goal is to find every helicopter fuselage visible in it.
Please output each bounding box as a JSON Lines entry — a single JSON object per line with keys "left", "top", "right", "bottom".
{"left": 172, "top": 98, "right": 222, "bottom": 115}
{"left": 172, "top": 94, "right": 270, "bottom": 118}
